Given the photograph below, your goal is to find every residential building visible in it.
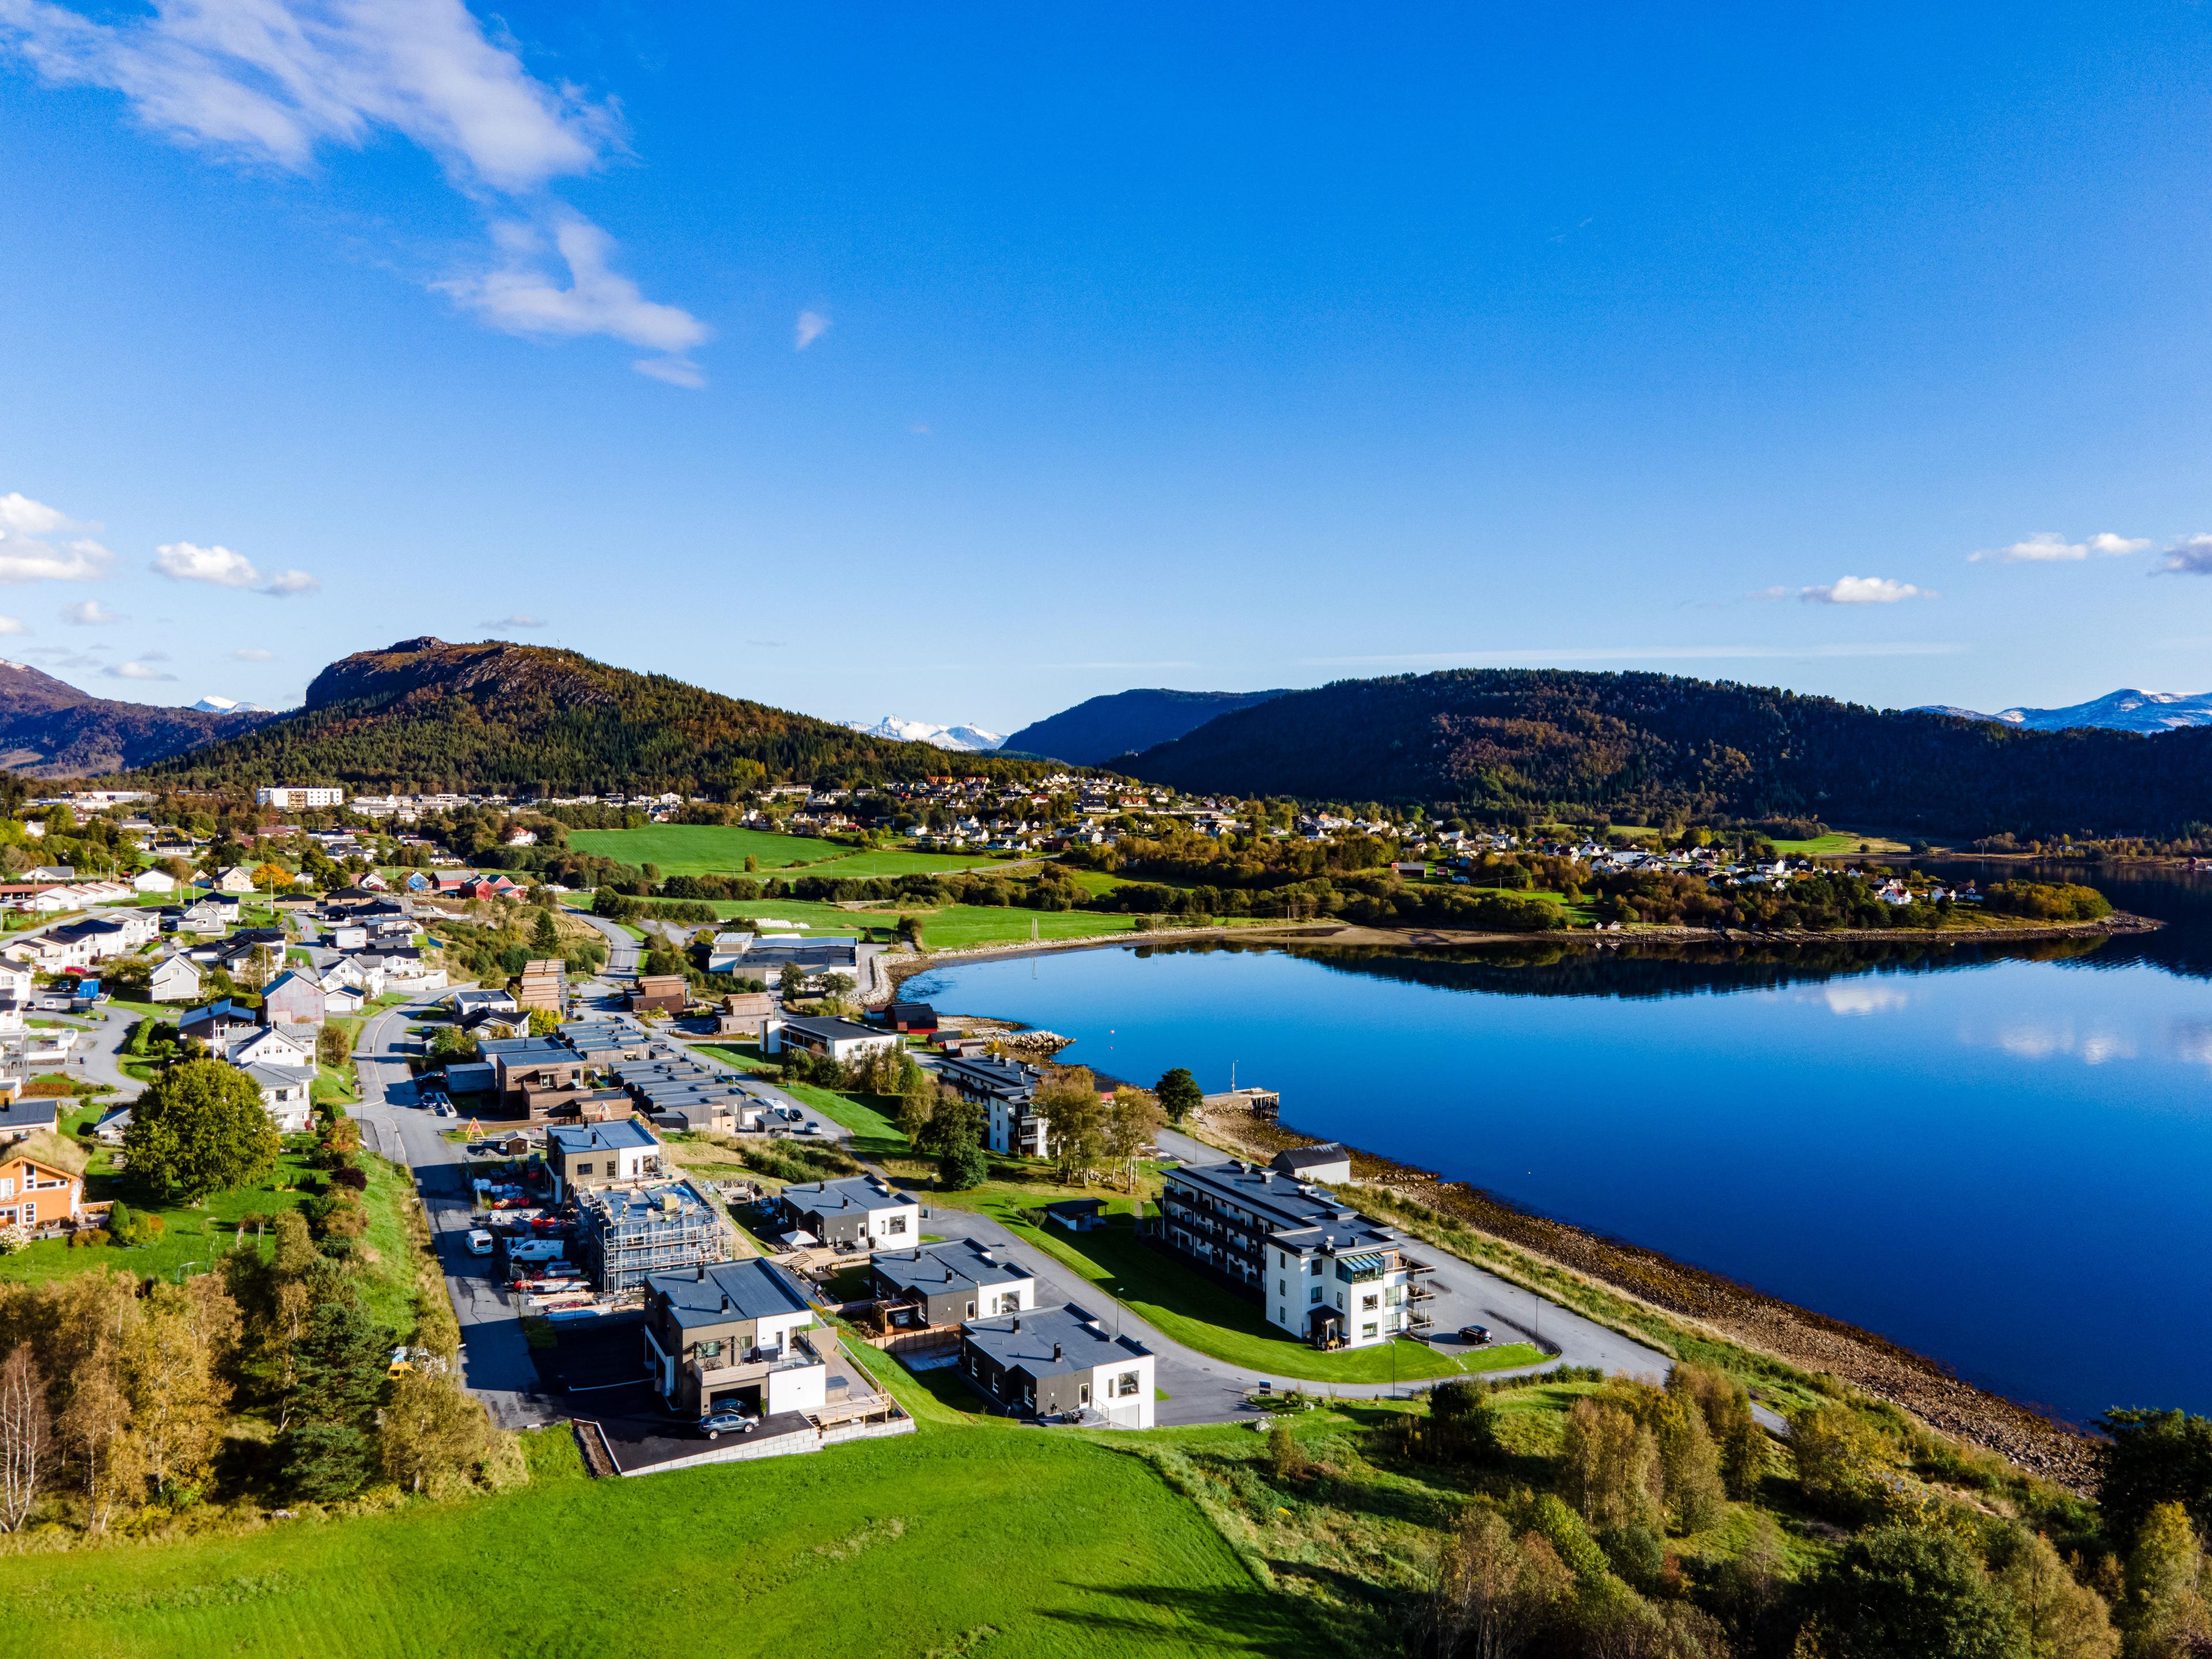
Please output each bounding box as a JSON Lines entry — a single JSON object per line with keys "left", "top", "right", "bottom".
{"left": 479, "top": 1036, "right": 587, "bottom": 1100}
{"left": 936, "top": 1052, "right": 1047, "bottom": 1157}
{"left": 179, "top": 999, "right": 260, "bottom": 1048}
{"left": 132, "top": 869, "right": 178, "bottom": 894}
{"left": 0, "top": 1142, "right": 82, "bottom": 1230}
{"left": 957, "top": 1304, "right": 1155, "bottom": 1428}
{"left": 869, "top": 1238, "right": 1034, "bottom": 1326}
{"left": 760, "top": 1013, "right": 900, "bottom": 1066}
{"left": 1042, "top": 1198, "right": 1107, "bottom": 1232}
{"left": 256, "top": 786, "right": 346, "bottom": 810}
{"left": 0, "top": 1097, "right": 59, "bottom": 1147}
{"left": 884, "top": 1000, "right": 938, "bottom": 1033}
{"left": 578, "top": 1181, "right": 727, "bottom": 1291}
{"left": 450, "top": 987, "right": 518, "bottom": 1022}
{"left": 627, "top": 974, "right": 688, "bottom": 1014}
{"left": 641, "top": 1256, "right": 823, "bottom": 1417}
{"left": 774, "top": 1173, "right": 919, "bottom": 1249}
{"left": 515, "top": 957, "right": 565, "bottom": 1014}
{"left": 546, "top": 1120, "right": 662, "bottom": 1201}
{"left": 242, "top": 1062, "right": 315, "bottom": 1133}
{"left": 260, "top": 968, "right": 327, "bottom": 1028}
{"left": 214, "top": 866, "right": 257, "bottom": 893}
{"left": 1160, "top": 1160, "right": 1433, "bottom": 1350}
{"left": 228, "top": 1025, "right": 315, "bottom": 1069}
{"left": 149, "top": 955, "right": 202, "bottom": 1003}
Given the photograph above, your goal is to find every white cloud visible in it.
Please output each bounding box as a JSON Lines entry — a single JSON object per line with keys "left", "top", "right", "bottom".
{"left": 2152, "top": 535, "right": 2212, "bottom": 577}
{"left": 1970, "top": 531, "right": 2151, "bottom": 563}
{"left": 1800, "top": 576, "right": 1930, "bottom": 605}
{"left": 61, "top": 598, "right": 120, "bottom": 624}
{"left": 0, "top": 617, "right": 27, "bottom": 637}
{"left": 232, "top": 646, "right": 275, "bottom": 661}
{"left": 0, "top": 0, "right": 706, "bottom": 379}
{"left": 794, "top": 309, "right": 832, "bottom": 351}
{"left": 105, "top": 660, "right": 176, "bottom": 681}
{"left": 151, "top": 541, "right": 320, "bottom": 595}
{"left": 440, "top": 215, "right": 711, "bottom": 387}
{"left": 0, "top": 489, "right": 113, "bottom": 583}
{"left": 485, "top": 612, "right": 542, "bottom": 628}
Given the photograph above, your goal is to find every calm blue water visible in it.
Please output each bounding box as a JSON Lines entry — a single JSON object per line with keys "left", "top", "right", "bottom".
{"left": 908, "top": 862, "right": 2212, "bottom": 1424}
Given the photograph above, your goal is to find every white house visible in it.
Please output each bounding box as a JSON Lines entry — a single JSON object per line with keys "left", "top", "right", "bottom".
{"left": 758, "top": 1014, "right": 900, "bottom": 1066}
{"left": 242, "top": 1062, "right": 315, "bottom": 1133}
{"left": 323, "top": 957, "right": 385, "bottom": 999}
{"left": 214, "top": 866, "right": 257, "bottom": 894}
{"left": 132, "top": 869, "right": 177, "bottom": 895}
{"left": 957, "top": 1304, "right": 1156, "bottom": 1429}
{"left": 149, "top": 955, "right": 204, "bottom": 1003}
{"left": 227, "top": 1025, "right": 313, "bottom": 1069}
{"left": 322, "top": 983, "right": 366, "bottom": 1016}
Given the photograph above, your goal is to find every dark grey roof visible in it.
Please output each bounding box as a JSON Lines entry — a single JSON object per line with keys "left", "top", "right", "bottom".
{"left": 547, "top": 1120, "right": 657, "bottom": 1156}
{"left": 0, "top": 1097, "right": 59, "bottom": 1134}
{"left": 1272, "top": 1143, "right": 1349, "bottom": 1171}
{"left": 872, "top": 1238, "right": 1029, "bottom": 1301}
{"left": 479, "top": 1037, "right": 570, "bottom": 1062}
{"left": 778, "top": 1175, "right": 915, "bottom": 1219}
{"left": 935, "top": 1052, "right": 1043, "bottom": 1104}
{"left": 1042, "top": 1198, "right": 1106, "bottom": 1218}
{"left": 649, "top": 1256, "right": 813, "bottom": 1329}
{"left": 960, "top": 1303, "right": 1149, "bottom": 1380}
{"left": 1167, "top": 1160, "right": 1397, "bottom": 1252}
{"left": 778, "top": 1014, "right": 889, "bottom": 1043}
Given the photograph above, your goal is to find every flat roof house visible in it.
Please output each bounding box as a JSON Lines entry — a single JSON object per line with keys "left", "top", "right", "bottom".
{"left": 546, "top": 1119, "right": 662, "bottom": 1201}
{"left": 1161, "top": 1160, "right": 1433, "bottom": 1351}
{"left": 643, "top": 1256, "right": 824, "bottom": 1419}
{"left": 936, "top": 1052, "right": 1048, "bottom": 1157}
{"left": 869, "top": 1238, "right": 1035, "bottom": 1327}
{"left": 774, "top": 1174, "right": 919, "bottom": 1249}
{"left": 627, "top": 974, "right": 688, "bottom": 1014}
{"left": 479, "top": 1036, "right": 589, "bottom": 1102}
{"left": 579, "top": 1181, "right": 727, "bottom": 1291}
{"left": 761, "top": 1014, "right": 901, "bottom": 1066}
{"left": 957, "top": 1303, "right": 1155, "bottom": 1428}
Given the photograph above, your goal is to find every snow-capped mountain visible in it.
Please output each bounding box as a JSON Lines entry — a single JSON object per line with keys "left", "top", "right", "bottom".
{"left": 1914, "top": 689, "right": 2212, "bottom": 734}
{"left": 843, "top": 715, "right": 1006, "bottom": 751}
{"left": 191, "top": 695, "right": 273, "bottom": 714}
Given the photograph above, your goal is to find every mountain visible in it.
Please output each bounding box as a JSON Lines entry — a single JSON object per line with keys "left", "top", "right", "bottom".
{"left": 191, "top": 695, "right": 273, "bottom": 714}
{"left": 842, "top": 715, "right": 1006, "bottom": 752}
{"left": 1002, "top": 688, "right": 1289, "bottom": 765}
{"left": 1911, "top": 689, "right": 2212, "bottom": 735}
{"left": 1123, "top": 666, "right": 2212, "bottom": 838}
{"left": 0, "top": 660, "right": 277, "bottom": 778}
{"left": 131, "top": 637, "right": 1057, "bottom": 794}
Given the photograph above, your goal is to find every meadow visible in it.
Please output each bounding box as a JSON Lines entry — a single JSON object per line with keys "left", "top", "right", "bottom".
{"left": 0, "top": 1427, "right": 1307, "bottom": 1658}
{"left": 568, "top": 823, "right": 1027, "bottom": 881}
{"left": 686, "top": 896, "right": 1148, "bottom": 949}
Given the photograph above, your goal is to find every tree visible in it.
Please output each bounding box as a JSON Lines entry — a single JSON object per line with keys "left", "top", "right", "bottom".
{"left": 124, "top": 1059, "right": 281, "bottom": 1203}
{"left": 2124, "top": 1501, "right": 2210, "bottom": 1657}
{"left": 1103, "top": 1087, "right": 1163, "bottom": 1192}
{"left": 1657, "top": 1391, "right": 1729, "bottom": 1535}
{"left": 1428, "top": 1378, "right": 1500, "bottom": 1464}
{"left": 527, "top": 1007, "right": 560, "bottom": 1037}
{"left": 1816, "top": 1525, "right": 2023, "bottom": 1659}
{"left": 427, "top": 1023, "right": 478, "bottom": 1063}
{"left": 287, "top": 1283, "right": 389, "bottom": 1431}
{"left": 2099, "top": 1409, "right": 2212, "bottom": 1552}
{"left": 896, "top": 1073, "right": 937, "bottom": 1145}
{"left": 316, "top": 1024, "right": 352, "bottom": 1067}
{"left": 532, "top": 908, "right": 560, "bottom": 953}
{"left": 1154, "top": 1066, "right": 1202, "bottom": 1126}
{"left": 1427, "top": 1504, "right": 1574, "bottom": 1659}
{"left": 915, "top": 1089, "right": 984, "bottom": 1160}
{"left": 119, "top": 1279, "right": 235, "bottom": 1502}
{"left": 938, "top": 1137, "right": 988, "bottom": 1191}
{"left": 378, "top": 1369, "right": 492, "bottom": 1497}
{"left": 0, "top": 1343, "right": 50, "bottom": 1532}
{"left": 1671, "top": 1361, "right": 1764, "bottom": 1498}
{"left": 250, "top": 861, "right": 292, "bottom": 893}
{"left": 1793, "top": 1402, "right": 1889, "bottom": 1512}
{"left": 1990, "top": 1529, "right": 2118, "bottom": 1659}
{"left": 1035, "top": 1066, "right": 1107, "bottom": 1183}
{"left": 1559, "top": 1398, "right": 1661, "bottom": 1532}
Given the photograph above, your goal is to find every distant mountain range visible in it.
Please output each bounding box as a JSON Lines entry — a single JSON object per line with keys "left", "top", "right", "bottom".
{"left": 0, "top": 660, "right": 276, "bottom": 778}
{"left": 842, "top": 715, "right": 1006, "bottom": 752}
{"left": 190, "top": 695, "right": 274, "bottom": 715}
{"left": 1912, "top": 689, "right": 2212, "bottom": 734}
{"left": 126, "top": 637, "right": 1055, "bottom": 793}
{"left": 1121, "top": 667, "right": 2212, "bottom": 838}
{"left": 1002, "top": 687, "right": 1289, "bottom": 765}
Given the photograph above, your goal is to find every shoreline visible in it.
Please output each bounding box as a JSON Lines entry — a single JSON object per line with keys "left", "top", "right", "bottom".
{"left": 871, "top": 909, "right": 2160, "bottom": 1001}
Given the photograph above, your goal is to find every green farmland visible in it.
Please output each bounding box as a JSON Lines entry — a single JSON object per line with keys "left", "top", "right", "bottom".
{"left": 685, "top": 896, "right": 1149, "bottom": 950}
{"left": 567, "top": 823, "right": 1027, "bottom": 881}
{"left": 0, "top": 1429, "right": 1304, "bottom": 1658}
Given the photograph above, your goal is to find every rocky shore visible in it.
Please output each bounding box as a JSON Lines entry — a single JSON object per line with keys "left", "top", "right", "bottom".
{"left": 1184, "top": 1100, "right": 2100, "bottom": 1493}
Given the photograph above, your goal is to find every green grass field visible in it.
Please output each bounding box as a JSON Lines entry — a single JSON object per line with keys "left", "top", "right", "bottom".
{"left": 805, "top": 847, "right": 1033, "bottom": 880}
{"left": 567, "top": 823, "right": 1025, "bottom": 882}
{"left": 1768, "top": 831, "right": 1910, "bottom": 855}
{"left": 684, "top": 896, "right": 1149, "bottom": 950}
{"left": 0, "top": 1429, "right": 1305, "bottom": 1658}
{"left": 695, "top": 1045, "right": 912, "bottom": 1158}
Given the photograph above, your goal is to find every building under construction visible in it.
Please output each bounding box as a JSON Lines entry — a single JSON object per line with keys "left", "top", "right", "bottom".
{"left": 578, "top": 1181, "right": 729, "bottom": 1292}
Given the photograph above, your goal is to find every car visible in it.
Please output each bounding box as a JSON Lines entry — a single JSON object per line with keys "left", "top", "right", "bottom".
{"left": 699, "top": 1408, "right": 755, "bottom": 1440}
{"left": 1457, "top": 1324, "right": 1492, "bottom": 1345}
{"left": 465, "top": 1229, "right": 494, "bottom": 1256}
{"left": 417, "top": 1091, "right": 448, "bottom": 1111}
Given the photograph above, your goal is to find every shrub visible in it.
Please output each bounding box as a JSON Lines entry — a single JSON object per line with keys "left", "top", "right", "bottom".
{"left": 1983, "top": 880, "right": 2111, "bottom": 922}
{"left": 331, "top": 1165, "right": 368, "bottom": 1191}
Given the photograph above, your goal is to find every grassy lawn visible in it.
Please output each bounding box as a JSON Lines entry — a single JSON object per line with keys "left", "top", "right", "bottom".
{"left": 1769, "top": 831, "right": 1911, "bottom": 856}
{"left": 694, "top": 1046, "right": 912, "bottom": 1158}
{"left": 566, "top": 824, "right": 853, "bottom": 874}
{"left": 629, "top": 895, "right": 1165, "bottom": 950}
{"left": 927, "top": 1199, "right": 1539, "bottom": 1384}
{"left": 0, "top": 1430, "right": 1307, "bottom": 1658}
{"left": 799, "top": 846, "right": 1032, "bottom": 880}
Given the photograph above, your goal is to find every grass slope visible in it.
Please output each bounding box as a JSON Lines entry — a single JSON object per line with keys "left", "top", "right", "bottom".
{"left": 567, "top": 823, "right": 1028, "bottom": 881}
{"left": 680, "top": 895, "right": 1148, "bottom": 949}
{"left": 0, "top": 1430, "right": 1306, "bottom": 1658}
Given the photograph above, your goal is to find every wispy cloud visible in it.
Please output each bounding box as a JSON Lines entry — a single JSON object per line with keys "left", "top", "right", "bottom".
{"left": 0, "top": 616, "right": 27, "bottom": 637}
{"left": 1970, "top": 531, "right": 2150, "bottom": 563}
{"left": 1799, "top": 576, "right": 1930, "bottom": 605}
{"left": 151, "top": 541, "right": 319, "bottom": 596}
{"left": 484, "top": 612, "right": 543, "bottom": 629}
{"left": 2152, "top": 535, "right": 2212, "bottom": 577}
{"left": 794, "top": 310, "right": 832, "bottom": 351}
{"left": 61, "top": 598, "right": 120, "bottom": 624}
{"left": 1297, "top": 643, "right": 1969, "bottom": 668}
{"left": 0, "top": 489, "right": 112, "bottom": 583}
{"left": 0, "top": 0, "right": 708, "bottom": 384}
{"left": 105, "top": 659, "right": 176, "bottom": 681}
{"left": 232, "top": 646, "right": 275, "bottom": 661}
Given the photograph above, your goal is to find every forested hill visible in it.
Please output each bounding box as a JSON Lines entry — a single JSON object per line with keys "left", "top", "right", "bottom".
{"left": 1003, "top": 687, "right": 1287, "bottom": 764}
{"left": 1125, "top": 668, "right": 2212, "bottom": 838}
{"left": 0, "top": 659, "right": 274, "bottom": 778}
{"left": 134, "top": 638, "right": 1059, "bottom": 794}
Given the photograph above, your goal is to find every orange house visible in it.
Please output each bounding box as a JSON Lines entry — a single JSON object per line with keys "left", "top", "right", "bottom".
{"left": 0, "top": 1149, "right": 82, "bottom": 1229}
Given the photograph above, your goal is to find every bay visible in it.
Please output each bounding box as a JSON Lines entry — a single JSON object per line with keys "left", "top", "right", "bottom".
{"left": 906, "top": 860, "right": 2212, "bottom": 1425}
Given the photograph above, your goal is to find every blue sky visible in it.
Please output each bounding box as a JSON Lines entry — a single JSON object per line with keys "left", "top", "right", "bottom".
{"left": 3, "top": 2, "right": 2211, "bottom": 732}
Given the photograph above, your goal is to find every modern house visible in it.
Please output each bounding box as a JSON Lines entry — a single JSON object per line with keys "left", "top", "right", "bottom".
{"left": 1160, "top": 1160, "right": 1433, "bottom": 1350}
{"left": 450, "top": 987, "right": 519, "bottom": 1023}
{"left": 479, "top": 1036, "right": 588, "bottom": 1101}
{"left": 0, "top": 1141, "right": 82, "bottom": 1231}
{"left": 641, "top": 1256, "right": 824, "bottom": 1418}
{"left": 546, "top": 1119, "right": 662, "bottom": 1201}
{"left": 957, "top": 1303, "right": 1156, "bottom": 1428}
{"left": 515, "top": 958, "right": 566, "bottom": 1014}
{"left": 869, "top": 1237, "right": 1035, "bottom": 1327}
{"left": 179, "top": 999, "right": 261, "bottom": 1048}
{"left": 1271, "top": 1143, "right": 1353, "bottom": 1185}
{"left": 1043, "top": 1198, "right": 1107, "bottom": 1232}
{"left": 578, "top": 1181, "right": 727, "bottom": 1291}
{"left": 773, "top": 1174, "right": 919, "bottom": 1249}
{"left": 627, "top": 974, "right": 689, "bottom": 1014}
{"left": 0, "top": 1097, "right": 59, "bottom": 1147}
{"left": 935, "top": 1052, "right": 1048, "bottom": 1157}
{"left": 759, "top": 1014, "right": 900, "bottom": 1066}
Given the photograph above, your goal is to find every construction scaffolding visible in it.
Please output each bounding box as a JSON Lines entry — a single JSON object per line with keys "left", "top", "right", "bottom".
{"left": 579, "top": 1181, "right": 729, "bottom": 1291}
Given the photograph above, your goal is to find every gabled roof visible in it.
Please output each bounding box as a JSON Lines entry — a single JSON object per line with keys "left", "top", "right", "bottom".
{"left": 872, "top": 1238, "right": 1030, "bottom": 1301}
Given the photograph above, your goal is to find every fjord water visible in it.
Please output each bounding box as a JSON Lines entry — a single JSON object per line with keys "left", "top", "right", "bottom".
{"left": 907, "top": 862, "right": 2212, "bottom": 1424}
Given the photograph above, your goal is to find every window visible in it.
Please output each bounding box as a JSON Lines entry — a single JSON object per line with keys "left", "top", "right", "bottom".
{"left": 1278, "top": 1308, "right": 1286, "bottom": 1324}
{"left": 1277, "top": 1280, "right": 1286, "bottom": 1296}
{"left": 885, "top": 1214, "right": 908, "bottom": 1235}
{"left": 966, "top": 1301, "right": 976, "bottom": 1318}
{"left": 696, "top": 1339, "right": 723, "bottom": 1359}
{"left": 574, "top": 1161, "right": 593, "bottom": 1176}
{"left": 1116, "top": 1371, "right": 1140, "bottom": 1397}
{"left": 1361, "top": 1323, "right": 1378, "bottom": 1340}
{"left": 1361, "top": 1293, "right": 1380, "bottom": 1312}
{"left": 1278, "top": 1251, "right": 1287, "bottom": 1268}
{"left": 1309, "top": 1286, "right": 1322, "bottom": 1304}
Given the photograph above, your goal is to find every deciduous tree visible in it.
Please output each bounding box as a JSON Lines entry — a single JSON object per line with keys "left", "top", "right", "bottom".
{"left": 0, "top": 1343, "right": 50, "bottom": 1532}
{"left": 378, "top": 1369, "right": 491, "bottom": 1497}
{"left": 124, "top": 1058, "right": 281, "bottom": 1203}
{"left": 1035, "top": 1067, "right": 1106, "bottom": 1183}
